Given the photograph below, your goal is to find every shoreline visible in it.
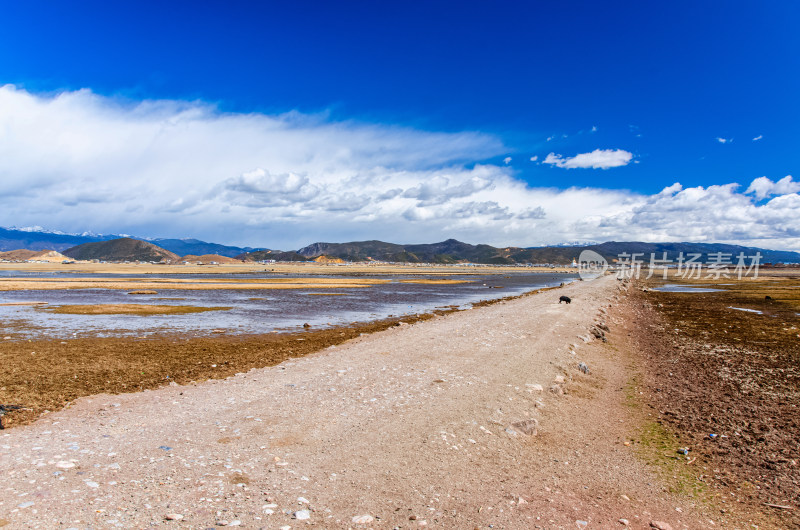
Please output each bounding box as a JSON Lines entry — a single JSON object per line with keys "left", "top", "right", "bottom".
{"left": 0, "top": 283, "right": 562, "bottom": 430}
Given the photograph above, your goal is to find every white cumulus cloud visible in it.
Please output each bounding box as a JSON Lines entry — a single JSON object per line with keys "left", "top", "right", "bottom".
{"left": 542, "top": 149, "right": 633, "bottom": 170}
{"left": 0, "top": 85, "right": 798, "bottom": 251}
{"left": 716, "top": 137, "right": 733, "bottom": 144}
{"left": 745, "top": 175, "right": 800, "bottom": 200}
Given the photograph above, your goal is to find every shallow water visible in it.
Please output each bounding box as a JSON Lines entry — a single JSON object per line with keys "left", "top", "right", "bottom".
{"left": 652, "top": 284, "right": 724, "bottom": 293}
{"left": 0, "top": 272, "right": 576, "bottom": 339}
{"left": 728, "top": 306, "right": 763, "bottom": 314}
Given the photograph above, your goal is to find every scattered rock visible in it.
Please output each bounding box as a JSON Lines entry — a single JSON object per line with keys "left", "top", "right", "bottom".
{"left": 165, "top": 514, "right": 184, "bottom": 521}
{"left": 576, "top": 520, "right": 588, "bottom": 529}
{"left": 510, "top": 419, "right": 539, "bottom": 436}
{"left": 554, "top": 375, "right": 565, "bottom": 384}
{"left": 352, "top": 515, "right": 374, "bottom": 524}
{"left": 525, "top": 383, "right": 544, "bottom": 392}
{"left": 549, "top": 384, "right": 564, "bottom": 395}
{"left": 578, "top": 362, "right": 590, "bottom": 374}
{"left": 650, "top": 522, "right": 673, "bottom": 530}
{"left": 293, "top": 510, "right": 310, "bottom": 520}
{"left": 55, "top": 461, "right": 75, "bottom": 469}
{"left": 619, "top": 518, "right": 629, "bottom": 525}
{"left": 303, "top": 323, "right": 311, "bottom": 328}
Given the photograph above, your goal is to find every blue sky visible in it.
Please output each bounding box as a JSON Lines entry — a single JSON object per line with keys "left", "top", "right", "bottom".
{"left": 1, "top": 1, "right": 799, "bottom": 249}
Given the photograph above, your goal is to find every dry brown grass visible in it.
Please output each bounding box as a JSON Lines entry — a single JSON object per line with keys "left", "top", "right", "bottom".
{"left": 42, "top": 304, "right": 231, "bottom": 315}
{"left": 398, "top": 279, "right": 469, "bottom": 285}
{"left": 0, "top": 276, "right": 387, "bottom": 291}
{"left": 0, "top": 261, "right": 575, "bottom": 276}
{"left": 0, "top": 313, "right": 442, "bottom": 429}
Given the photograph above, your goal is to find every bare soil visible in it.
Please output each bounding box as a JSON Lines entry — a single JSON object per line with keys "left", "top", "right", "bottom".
{"left": 629, "top": 276, "right": 800, "bottom": 528}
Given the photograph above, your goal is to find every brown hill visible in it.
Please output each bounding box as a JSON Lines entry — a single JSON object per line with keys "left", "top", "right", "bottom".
{"left": 0, "top": 249, "right": 71, "bottom": 262}
{"left": 180, "top": 254, "right": 243, "bottom": 264}
{"left": 63, "top": 238, "right": 179, "bottom": 263}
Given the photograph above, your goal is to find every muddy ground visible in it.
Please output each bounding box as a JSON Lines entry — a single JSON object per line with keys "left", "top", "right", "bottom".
{"left": 631, "top": 275, "right": 800, "bottom": 527}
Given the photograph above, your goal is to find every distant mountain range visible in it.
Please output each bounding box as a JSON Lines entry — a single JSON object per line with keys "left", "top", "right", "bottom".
{"left": 0, "top": 226, "right": 263, "bottom": 257}
{"left": 2, "top": 226, "right": 799, "bottom": 264}
{"left": 282, "top": 239, "right": 800, "bottom": 265}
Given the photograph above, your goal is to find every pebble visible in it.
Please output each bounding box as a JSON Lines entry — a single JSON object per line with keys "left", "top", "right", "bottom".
{"left": 510, "top": 419, "right": 539, "bottom": 436}
{"left": 55, "top": 461, "right": 75, "bottom": 469}
{"left": 297, "top": 496, "right": 310, "bottom": 504}
{"left": 165, "top": 514, "right": 184, "bottom": 521}
{"left": 294, "top": 510, "right": 310, "bottom": 520}
{"left": 525, "top": 383, "right": 544, "bottom": 392}
{"left": 650, "top": 522, "right": 673, "bottom": 530}
{"left": 352, "top": 514, "right": 374, "bottom": 524}
{"left": 576, "top": 520, "right": 588, "bottom": 529}
{"left": 229, "top": 521, "right": 241, "bottom": 527}
{"left": 619, "top": 518, "right": 630, "bottom": 526}
{"left": 17, "top": 501, "right": 35, "bottom": 509}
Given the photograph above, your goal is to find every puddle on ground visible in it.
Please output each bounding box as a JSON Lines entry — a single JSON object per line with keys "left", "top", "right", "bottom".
{"left": 728, "top": 306, "right": 763, "bottom": 314}
{"left": 652, "top": 284, "right": 724, "bottom": 293}
{"left": 0, "top": 272, "right": 577, "bottom": 339}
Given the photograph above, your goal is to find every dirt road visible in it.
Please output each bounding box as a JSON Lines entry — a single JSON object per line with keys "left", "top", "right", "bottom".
{"left": 0, "top": 276, "right": 729, "bottom": 529}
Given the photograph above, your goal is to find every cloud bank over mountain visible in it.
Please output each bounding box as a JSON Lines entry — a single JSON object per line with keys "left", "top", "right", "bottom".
{"left": 1, "top": 85, "right": 798, "bottom": 250}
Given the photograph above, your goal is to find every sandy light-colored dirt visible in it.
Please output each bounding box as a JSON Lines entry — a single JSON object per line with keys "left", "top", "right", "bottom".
{"left": 1, "top": 276, "right": 733, "bottom": 529}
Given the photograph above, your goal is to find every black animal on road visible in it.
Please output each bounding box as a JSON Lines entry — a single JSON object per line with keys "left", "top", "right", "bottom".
{"left": 559, "top": 295, "right": 571, "bottom": 304}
